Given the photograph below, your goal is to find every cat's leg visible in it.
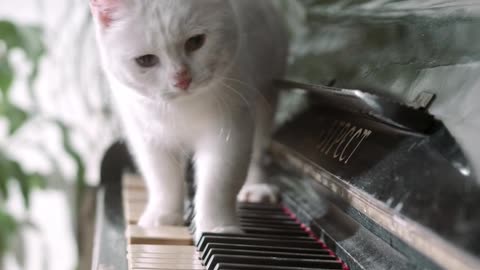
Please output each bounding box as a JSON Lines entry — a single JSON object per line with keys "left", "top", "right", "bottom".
{"left": 134, "top": 144, "right": 187, "bottom": 227}
{"left": 194, "top": 127, "right": 253, "bottom": 238}
{"left": 238, "top": 92, "right": 279, "bottom": 203}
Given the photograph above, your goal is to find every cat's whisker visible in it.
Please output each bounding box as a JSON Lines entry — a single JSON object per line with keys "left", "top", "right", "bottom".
{"left": 220, "top": 81, "right": 252, "bottom": 109}
{"left": 217, "top": 76, "right": 275, "bottom": 113}
{"left": 217, "top": 76, "right": 253, "bottom": 88}
{"left": 220, "top": 82, "right": 257, "bottom": 122}
{"left": 213, "top": 92, "right": 234, "bottom": 142}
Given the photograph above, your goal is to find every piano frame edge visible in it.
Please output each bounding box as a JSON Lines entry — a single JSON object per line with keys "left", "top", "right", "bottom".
{"left": 270, "top": 141, "right": 480, "bottom": 270}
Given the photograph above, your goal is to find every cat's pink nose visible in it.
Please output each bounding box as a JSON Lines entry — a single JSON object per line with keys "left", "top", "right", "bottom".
{"left": 174, "top": 78, "right": 192, "bottom": 90}
{"left": 173, "top": 70, "right": 192, "bottom": 90}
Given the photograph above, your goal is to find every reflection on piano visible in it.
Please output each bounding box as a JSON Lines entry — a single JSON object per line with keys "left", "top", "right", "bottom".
{"left": 92, "top": 80, "right": 480, "bottom": 270}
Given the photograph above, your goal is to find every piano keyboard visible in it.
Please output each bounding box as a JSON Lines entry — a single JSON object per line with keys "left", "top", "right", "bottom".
{"left": 122, "top": 174, "right": 349, "bottom": 270}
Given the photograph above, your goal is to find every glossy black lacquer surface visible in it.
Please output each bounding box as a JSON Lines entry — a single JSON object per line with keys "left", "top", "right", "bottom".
{"left": 268, "top": 164, "right": 434, "bottom": 270}
{"left": 273, "top": 90, "right": 480, "bottom": 259}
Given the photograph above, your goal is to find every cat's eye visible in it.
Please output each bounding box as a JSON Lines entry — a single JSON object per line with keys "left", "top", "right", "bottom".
{"left": 185, "top": 34, "right": 206, "bottom": 53}
{"left": 135, "top": 54, "right": 159, "bottom": 68}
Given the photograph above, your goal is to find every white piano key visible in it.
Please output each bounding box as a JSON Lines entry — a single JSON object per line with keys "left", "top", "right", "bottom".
{"left": 127, "top": 225, "right": 193, "bottom": 245}
{"left": 131, "top": 264, "right": 204, "bottom": 270}
{"left": 130, "top": 257, "right": 202, "bottom": 265}
{"left": 123, "top": 189, "right": 148, "bottom": 203}
{"left": 129, "top": 253, "right": 200, "bottom": 259}
{"left": 128, "top": 245, "right": 197, "bottom": 254}
{"left": 122, "top": 175, "right": 204, "bottom": 269}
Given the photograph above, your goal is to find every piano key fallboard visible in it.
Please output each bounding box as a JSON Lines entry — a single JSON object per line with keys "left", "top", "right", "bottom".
{"left": 120, "top": 174, "right": 348, "bottom": 270}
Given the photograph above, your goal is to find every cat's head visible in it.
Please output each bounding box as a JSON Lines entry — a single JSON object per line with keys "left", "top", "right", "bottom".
{"left": 90, "top": 0, "right": 239, "bottom": 101}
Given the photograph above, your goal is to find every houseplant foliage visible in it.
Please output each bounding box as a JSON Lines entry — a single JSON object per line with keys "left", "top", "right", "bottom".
{"left": 0, "top": 19, "right": 46, "bottom": 260}
{"left": 0, "top": 19, "right": 86, "bottom": 267}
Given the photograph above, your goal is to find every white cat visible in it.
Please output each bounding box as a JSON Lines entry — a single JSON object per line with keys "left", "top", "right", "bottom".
{"left": 90, "top": 0, "right": 288, "bottom": 235}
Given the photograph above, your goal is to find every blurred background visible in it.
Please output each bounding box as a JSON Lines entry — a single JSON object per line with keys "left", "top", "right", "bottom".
{"left": 1, "top": 1, "right": 479, "bottom": 270}
{"left": 0, "top": 1, "right": 117, "bottom": 270}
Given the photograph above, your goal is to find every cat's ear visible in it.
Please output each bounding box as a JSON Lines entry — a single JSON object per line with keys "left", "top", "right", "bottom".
{"left": 89, "top": 0, "right": 124, "bottom": 28}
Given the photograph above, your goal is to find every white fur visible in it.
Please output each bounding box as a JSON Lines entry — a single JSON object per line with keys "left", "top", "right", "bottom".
{"left": 91, "top": 0, "right": 288, "bottom": 236}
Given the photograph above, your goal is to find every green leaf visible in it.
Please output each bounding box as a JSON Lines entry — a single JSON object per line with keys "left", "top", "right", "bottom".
{"left": 18, "top": 172, "right": 45, "bottom": 207}
{"left": 0, "top": 56, "right": 14, "bottom": 96}
{"left": 27, "top": 62, "right": 39, "bottom": 104}
{"left": 10, "top": 161, "right": 30, "bottom": 207}
{"left": 0, "top": 21, "right": 45, "bottom": 61}
{"left": 0, "top": 150, "right": 45, "bottom": 207}
{"left": 0, "top": 151, "right": 12, "bottom": 200}
{"left": 0, "top": 20, "right": 45, "bottom": 105}
{"left": 55, "top": 121, "right": 86, "bottom": 209}
{"left": 3, "top": 103, "right": 29, "bottom": 135}
{"left": 28, "top": 173, "right": 46, "bottom": 189}
{"left": 57, "top": 122, "right": 86, "bottom": 185}
{"left": 0, "top": 209, "right": 18, "bottom": 258}
{"left": 17, "top": 26, "right": 45, "bottom": 63}
{"left": 0, "top": 21, "right": 22, "bottom": 50}
{"left": 0, "top": 164, "right": 9, "bottom": 199}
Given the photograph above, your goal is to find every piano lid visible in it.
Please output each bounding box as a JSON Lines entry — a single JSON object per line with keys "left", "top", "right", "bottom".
{"left": 276, "top": 79, "right": 436, "bottom": 133}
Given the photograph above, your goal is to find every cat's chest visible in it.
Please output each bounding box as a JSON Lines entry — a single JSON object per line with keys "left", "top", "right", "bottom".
{"left": 124, "top": 98, "right": 227, "bottom": 147}
{"left": 145, "top": 108, "right": 214, "bottom": 138}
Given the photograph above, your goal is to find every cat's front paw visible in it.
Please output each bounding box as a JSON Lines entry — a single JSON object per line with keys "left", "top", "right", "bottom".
{"left": 237, "top": 183, "right": 279, "bottom": 203}
{"left": 138, "top": 209, "right": 184, "bottom": 228}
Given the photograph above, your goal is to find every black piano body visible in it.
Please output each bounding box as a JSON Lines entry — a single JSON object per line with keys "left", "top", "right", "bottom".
{"left": 93, "top": 82, "right": 480, "bottom": 270}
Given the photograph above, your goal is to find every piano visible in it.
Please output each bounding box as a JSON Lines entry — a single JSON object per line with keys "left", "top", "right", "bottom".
{"left": 91, "top": 78, "right": 480, "bottom": 270}
{"left": 91, "top": 1, "right": 480, "bottom": 269}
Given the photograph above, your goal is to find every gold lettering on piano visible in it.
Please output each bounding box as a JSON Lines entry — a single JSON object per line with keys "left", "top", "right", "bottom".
{"left": 316, "top": 121, "right": 372, "bottom": 164}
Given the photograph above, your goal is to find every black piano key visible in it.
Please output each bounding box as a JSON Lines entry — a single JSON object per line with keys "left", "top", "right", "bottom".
{"left": 204, "top": 248, "right": 336, "bottom": 266}
{"left": 238, "top": 206, "right": 284, "bottom": 211}
{"left": 239, "top": 213, "right": 293, "bottom": 220}
{"left": 214, "top": 263, "right": 334, "bottom": 270}
{"left": 201, "top": 243, "right": 331, "bottom": 261}
{"left": 237, "top": 208, "right": 286, "bottom": 215}
{"left": 188, "top": 225, "right": 310, "bottom": 239}
{"left": 239, "top": 222, "right": 303, "bottom": 230}
{"left": 241, "top": 226, "right": 309, "bottom": 236}
{"left": 206, "top": 254, "right": 343, "bottom": 270}
{"left": 192, "top": 202, "right": 347, "bottom": 269}
{"left": 199, "top": 232, "right": 313, "bottom": 243}
{"left": 197, "top": 235, "right": 322, "bottom": 252}
{"left": 189, "top": 207, "right": 287, "bottom": 219}
{"left": 237, "top": 203, "right": 284, "bottom": 211}
{"left": 237, "top": 211, "right": 286, "bottom": 216}
{"left": 239, "top": 218, "right": 298, "bottom": 226}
